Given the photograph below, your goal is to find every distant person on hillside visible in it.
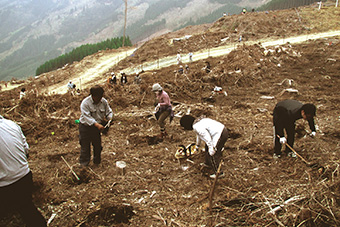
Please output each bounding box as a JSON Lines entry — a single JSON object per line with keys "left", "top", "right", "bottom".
{"left": 273, "top": 100, "right": 317, "bottom": 159}
{"left": 120, "top": 72, "right": 127, "bottom": 85}
{"left": 180, "top": 115, "right": 229, "bottom": 178}
{"left": 0, "top": 115, "right": 47, "bottom": 227}
{"left": 188, "top": 52, "right": 193, "bottom": 62}
{"left": 78, "top": 85, "right": 113, "bottom": 167}
{"left": 204, "top": 61, "right": 211, "bottom": 73}
{"left": 134, "top": 74, "right": 141, "bottom": 85}
{"left": 107, "top": 73, "right": 116, "bottom": 88}
{"left": 67, "top": 81, "right": 75, "bottom": 94}
{"left": 242, "top": 8, "right": 247, "bottom": 14}
{"left": 176, "top": 52, "right": 182, "bottom": 65}
{"left": 178, "top": 65, "right": 184, "bottom": 74}
{"left": 152, "top": 83, "right": 174, "bottom": 139}
{"left": 111, "top": 73, "right": 117, "bottom": 85}
{"left": 20, "top": 87, "right": 26, "bottom": 99}
{"left": 185, "top": 64, "right": 190, "bottom": 73}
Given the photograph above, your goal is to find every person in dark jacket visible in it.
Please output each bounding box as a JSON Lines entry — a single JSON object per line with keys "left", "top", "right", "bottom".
{"left": 120, "top": 72, "right": 127, "bottom": 85}
{"left": 273, "top": 99, "right": 316, "bottom": 158}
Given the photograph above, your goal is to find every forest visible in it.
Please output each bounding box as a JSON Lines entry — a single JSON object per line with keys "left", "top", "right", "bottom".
{"left": 35, "top": 36, "right": 132, "bottom": 76}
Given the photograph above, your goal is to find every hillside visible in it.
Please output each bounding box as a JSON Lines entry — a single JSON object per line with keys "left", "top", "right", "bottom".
{"left": 0, "top": 0, "right": 265, "bottom": 81}
{"left": 1, "top": 2, "right": 340, "bottom": 227}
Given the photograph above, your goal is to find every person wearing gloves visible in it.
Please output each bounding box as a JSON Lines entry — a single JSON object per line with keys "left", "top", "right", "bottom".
{"left": 79, "top": 85, "right": 113, "bottom": 166}
{"left": 0, "top": 115, "right": 47, "bottom": 227}
{"left": 152, "top": 83, "right": 174, "bottom": 138}
{"left": 180, "top": 115, "right": 229, "bottom": 178}
{"left": 273, "top": 99, "right": 316, "bottom": 158}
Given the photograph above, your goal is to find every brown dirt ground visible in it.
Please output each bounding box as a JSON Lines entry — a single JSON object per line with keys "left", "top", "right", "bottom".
{"left": 1, "top": 3, "right": 340, "bottom": 227}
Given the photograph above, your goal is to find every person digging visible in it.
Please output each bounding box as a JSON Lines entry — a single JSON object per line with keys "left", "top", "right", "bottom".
{"left": 180, "top": 115, "right": 228, "bottom": 178}
{"left": 152, "top": 83, "right": 174, "bottom": 139}
{"left": 273, "top": 99, "right": 316, "bottom": 159}
{"left": 78, "top": 85, "right": 113, "bottom": 167}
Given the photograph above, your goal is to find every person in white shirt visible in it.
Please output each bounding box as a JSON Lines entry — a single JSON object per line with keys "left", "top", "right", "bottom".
{"left": 67, "top": 80, "right": 75, "bottom": 95}
{"left": 180, "top": 115, "right": 228, "bottom": 178}
{"left": 19, "top": 87, "right": 26, "bottom": 99}
{"left": 176, "top": 52, "right": 182, "bottom": 65}
{"left": 0, "top": 115, "right": 46, "bottom": 227}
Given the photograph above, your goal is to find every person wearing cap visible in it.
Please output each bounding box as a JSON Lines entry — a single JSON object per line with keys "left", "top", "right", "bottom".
{"left": 273, "top": 99, "right": 317, "bottom": 159}
{"left": 152, "top": 83, "right": 174, "bottom": 138}
{"left": 0, "top": 115, "right": 47, "bottom": 227}
{"left": 78, "top": 85, "right": 113, "bottom": 166}
{"left": 180, "top": 115, "right": 228, "bottom": 178}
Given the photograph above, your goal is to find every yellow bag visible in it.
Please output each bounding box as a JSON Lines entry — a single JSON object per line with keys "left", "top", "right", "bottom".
{"left": 175, "top": 143, "right": 197, "bottom": 159}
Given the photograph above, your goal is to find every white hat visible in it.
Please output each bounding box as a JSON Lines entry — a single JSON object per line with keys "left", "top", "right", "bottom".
{"left": 152, "top": 83, "right": 162, "bottom": 92}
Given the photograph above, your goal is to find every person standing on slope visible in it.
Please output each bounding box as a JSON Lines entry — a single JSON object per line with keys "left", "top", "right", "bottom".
{"left": 176, "top": 52, "right": 182, "bottom": 65}
{"left": 152, "top": 83, "right": 174, "bottom": 138}
{"left": 78, "top": 85, "right": 113, "bottom": 166}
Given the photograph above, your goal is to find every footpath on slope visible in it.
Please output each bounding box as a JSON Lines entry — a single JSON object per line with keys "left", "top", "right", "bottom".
{"left": 130, "top": 30, "right": 340, "bottom": 74}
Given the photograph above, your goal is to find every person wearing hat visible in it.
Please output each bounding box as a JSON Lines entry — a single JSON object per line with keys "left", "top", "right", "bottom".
{"left": 152, "top": 83, "right": 174, "bottom": 138}
{"left": 78, "top": 85, "right": 113, "bottom": 166}
{"left": 180, "top": 115, "right": 228, "bottom": 178}
{"left": 273, "top": 99, "right": 317, "bottom": 159}
{"left": 0, "top": 115, "right": 47, "bottom": 227}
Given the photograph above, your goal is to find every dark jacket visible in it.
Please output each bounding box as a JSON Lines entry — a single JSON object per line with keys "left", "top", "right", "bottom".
{"left": 273, "top": 100, "right": 315, "bottom": 137}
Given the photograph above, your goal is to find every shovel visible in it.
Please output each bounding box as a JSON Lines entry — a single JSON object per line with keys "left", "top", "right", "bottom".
{"left": 277, "top": 135, "right": 320, "bottom": 168}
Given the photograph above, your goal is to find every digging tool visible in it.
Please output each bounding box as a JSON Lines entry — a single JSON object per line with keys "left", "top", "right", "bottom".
{"left": 61, "top": 156, "right": 80, "bottom": 181}
{"left": 104, "top": 120, "right": 111, "bottom": 128}
{"left": 276, "top": 135, "right": 319, "bottom": 168}
{"left": 209, "top": 161, "right": 223, "bottom": 227}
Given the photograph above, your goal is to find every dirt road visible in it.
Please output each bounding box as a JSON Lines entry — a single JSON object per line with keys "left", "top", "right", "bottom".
{"left": 2, "top": 30, "right": 339, "bottom": 95}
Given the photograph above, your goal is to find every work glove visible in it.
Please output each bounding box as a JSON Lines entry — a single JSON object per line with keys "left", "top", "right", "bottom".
{"left": 310, "top": 131, "right": 316, "bottom": 137}
{"left": 208, "top": 147, "right": 216, "bottom": 156}
{"left": 279, "top": 137, "right": 287, "bottom": 144}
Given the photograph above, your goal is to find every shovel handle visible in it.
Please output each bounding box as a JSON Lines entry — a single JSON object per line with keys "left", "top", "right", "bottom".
{"left": 276, "top": 135, "right": 309, "bottom": 164}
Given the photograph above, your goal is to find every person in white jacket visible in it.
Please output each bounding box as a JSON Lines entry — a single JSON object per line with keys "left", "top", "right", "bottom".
{"left": 0, "top": 115, "right": 46, "bottom": 227}
{"left": 180, "top": 115, "right": 228, "bottom": 177}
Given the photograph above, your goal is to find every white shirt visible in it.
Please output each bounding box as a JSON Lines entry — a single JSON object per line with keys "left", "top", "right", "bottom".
{"left": 0, "top": 116, "right": 30, "bottom": 187}
{"left": 19, "top": 91, "right": 26, "bottom": 99}
{"left": 193, "top": 118, "right": 224, "bottom": 154}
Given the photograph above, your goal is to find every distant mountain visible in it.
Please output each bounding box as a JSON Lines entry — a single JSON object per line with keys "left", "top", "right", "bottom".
{"left": 0, "top": 0, "right": 269, "bottom": 81}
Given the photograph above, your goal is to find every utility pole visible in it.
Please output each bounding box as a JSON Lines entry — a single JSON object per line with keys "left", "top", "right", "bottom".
{"left": 123, "top": 0, "right": 127, "bottom": 47}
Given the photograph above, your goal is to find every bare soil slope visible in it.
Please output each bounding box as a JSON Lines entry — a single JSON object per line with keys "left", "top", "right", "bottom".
{"left": 1, "top": 3, "right": 340, "bottom": 227}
